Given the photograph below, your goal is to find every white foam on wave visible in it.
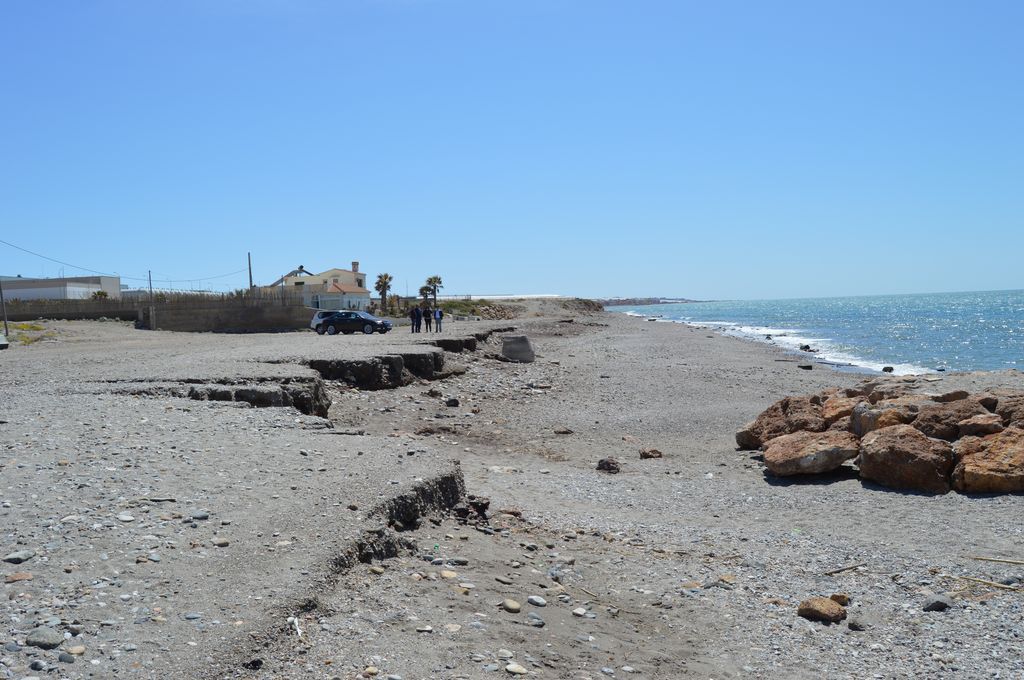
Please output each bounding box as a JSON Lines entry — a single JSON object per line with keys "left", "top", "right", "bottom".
{"left": 645, "top": 315, "right": 933, "bottom": 376}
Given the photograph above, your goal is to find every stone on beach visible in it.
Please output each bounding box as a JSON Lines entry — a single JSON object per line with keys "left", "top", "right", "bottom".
{"left": 958, "top": 413, "right": 1005, "bottom": 438}
{"left": 762, "top": 430, "right": 860, "bottom": 476}
{"left": 735, "top": 395, "right": 827, "bottom": 450}
{"left": 995, "top": 395, "right": 1024, "bottom": 428}
{"left": 952, "top": 427, "right": 1024, "bottom": 493}
{"left": 500, "top": 336, "right": 535, "bottom": 363}
{"left": 797, "top": 597, "right": 847, "bottom": 624}
{"left": 850, "top": 398, "right": 924, "bottom": 437}
{"left": 859, "top": 424, "right": 954, "bottom": 494}
{"left": 3, "top": 549, "right": 36, "bottom": 564}
{"left": 912, "top": 399, "right": 990, "bottom": 441}
{"left": 26, "top": 627, "right": 64, "bottom": 650}
{"left": 821, "top": 396, "right": 861, "bottom": 424}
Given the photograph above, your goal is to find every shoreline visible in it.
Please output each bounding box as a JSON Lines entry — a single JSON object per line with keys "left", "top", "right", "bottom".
{"left": 609, "top": 306, "right": 934, "bottom": 376}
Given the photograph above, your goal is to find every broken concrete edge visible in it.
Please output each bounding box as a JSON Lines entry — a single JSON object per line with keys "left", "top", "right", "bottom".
{"left": 213, "top": 462, "right": 467, "bottom": 677}
{"left": 106, "top": 346, "right": 465, "bottom": 417}
{"left": 429, "top": 326, "right": 518, "bottom": 354}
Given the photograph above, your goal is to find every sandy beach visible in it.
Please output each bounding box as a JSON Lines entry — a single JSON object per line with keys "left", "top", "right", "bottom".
{"left": 2, "top": 305, "right": 1023, "bottom": 680}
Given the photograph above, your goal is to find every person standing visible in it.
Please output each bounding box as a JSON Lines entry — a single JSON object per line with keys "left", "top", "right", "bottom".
{"left": 423, "top": 307, "right": 433, "bottom": 332}
{"left": 434, "top": 307, "right": 443, "bottom": 332}
{"left": 409, "top": 306, "right": 419, "bottom": 333}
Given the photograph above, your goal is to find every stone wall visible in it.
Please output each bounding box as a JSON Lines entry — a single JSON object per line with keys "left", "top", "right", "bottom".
{"left": 140, "top": 303, "right": 311, "bottom": 333}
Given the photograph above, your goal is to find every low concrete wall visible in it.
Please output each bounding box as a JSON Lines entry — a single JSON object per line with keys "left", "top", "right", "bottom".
{"left": 8, "top": 297, "right": 312, "bottom": 333}
{"left": 142, "top": 304, "right": 311, "bottom": 333}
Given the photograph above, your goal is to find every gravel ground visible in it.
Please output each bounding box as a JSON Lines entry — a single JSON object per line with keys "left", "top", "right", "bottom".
{"left": 2, "top": 312, "right": 1023, "bottom": 679}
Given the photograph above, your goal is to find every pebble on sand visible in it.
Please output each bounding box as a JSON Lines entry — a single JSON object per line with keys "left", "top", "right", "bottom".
{"left": 25, "top": 627, "right": 64, "bottom": 650}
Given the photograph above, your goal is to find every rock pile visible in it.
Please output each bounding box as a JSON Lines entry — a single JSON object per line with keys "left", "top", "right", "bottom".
{"left": 736, "top": 378, "right": 1024, "bottom": 494}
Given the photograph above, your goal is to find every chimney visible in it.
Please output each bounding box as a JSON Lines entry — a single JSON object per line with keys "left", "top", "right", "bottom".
{"left": 351, "top": 261, "right": 359, "bottom": 273}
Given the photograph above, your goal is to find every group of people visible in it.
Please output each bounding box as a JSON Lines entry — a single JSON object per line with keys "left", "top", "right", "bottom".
{"left": 409, "top": 306, "right": 443, "bottom": 333}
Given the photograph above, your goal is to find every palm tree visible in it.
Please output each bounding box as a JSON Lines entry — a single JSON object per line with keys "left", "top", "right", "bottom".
{"left": 375, "top": 273, "right": 393, "bottom": 315}
{"left": 418, "top": 285, "right": 432, "bottom": 304}
{"left": 425, "top": 275, "right": 443, "bottom": 307}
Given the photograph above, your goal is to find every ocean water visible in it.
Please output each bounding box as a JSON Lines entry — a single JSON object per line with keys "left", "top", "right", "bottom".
{"left": 608, "top": 290, "right": 1024, "bottom": 375}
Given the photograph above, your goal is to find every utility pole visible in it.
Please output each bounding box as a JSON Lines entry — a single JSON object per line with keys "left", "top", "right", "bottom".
{"left": 0, "top": 276, "right": 9, "bottom": 337}
{"left": 148, "top": 270, "right": 153, "bottom": 303}
{"left": 248, "top": 252, "right": 253, "bottom": 289}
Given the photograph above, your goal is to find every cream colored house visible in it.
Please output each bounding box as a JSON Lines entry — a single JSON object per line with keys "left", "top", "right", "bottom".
{"left": 273, "top": 263, "right": 372, "bottom": 310}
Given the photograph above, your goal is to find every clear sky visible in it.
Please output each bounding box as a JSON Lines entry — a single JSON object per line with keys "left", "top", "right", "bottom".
{"left": 2, "top": 1, "right": 1021, "bottom": 300}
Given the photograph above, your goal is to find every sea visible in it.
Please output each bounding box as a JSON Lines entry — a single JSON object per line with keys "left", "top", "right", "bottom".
{"left": 608, "top": 289, "right": 1024, "bottom": 376}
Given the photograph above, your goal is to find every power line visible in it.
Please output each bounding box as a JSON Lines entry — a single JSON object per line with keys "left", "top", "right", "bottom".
{"left": 0, "top": 238, "right": 247, "bottom": 285}
{"left": 0, "top": 237, "right": 147, "bottom": 280}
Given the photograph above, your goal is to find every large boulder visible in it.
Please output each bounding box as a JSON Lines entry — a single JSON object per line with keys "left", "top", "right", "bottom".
{"left": 933, "top": 390, "right": 970, "bottom": 403}
{"left": 850, "top": 397, "right": 926, "bottom": 437}
{"left": 501, "top": 336, "right": 535, "bottom": 363}
{"left": 952, "top": 428, "right": 1024, "bottom": 493}
{"left": 995, "top": 395, "right": 1024, "bottom": 428}
{"left": 958, "top": 413, "right": 1005, "bottom": 438}
{"left": 863, "top": 379, "right": 916, "bottom": 404}
{"left": 763, "top": 430, "right": 860, "bottom": 476}
{"left": 912, "top": 399, "right": 989, "bottom": 441}
{"left": 822, "top": 396, "right": 862, "bottom": 425}
{"left": 859, "top": 424, "right": 954, "bottom": 494}
{"left": 735, "top": 396, "right": 827, "bottom": 450}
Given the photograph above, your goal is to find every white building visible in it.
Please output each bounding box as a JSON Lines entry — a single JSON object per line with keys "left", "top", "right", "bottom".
{"left": 0, "top": 275, "right": 121, "bottom": 300}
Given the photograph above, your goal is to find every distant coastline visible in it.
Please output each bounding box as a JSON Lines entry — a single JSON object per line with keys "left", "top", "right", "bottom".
{"left": 600, "top": 297, "right": 702, "bottom": 307}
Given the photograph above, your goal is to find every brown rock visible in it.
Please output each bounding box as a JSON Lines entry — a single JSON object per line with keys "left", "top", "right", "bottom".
{"left": 934, "top": 390, "right": 970, "bottom": 403}
{"left": 639, "top": 447, "right": 663, "bottom": 459}
{"left": 913, "top": 399, "right": 989, "bottom": 441}
{"left": 974, "top": 392, "right": 999, "bottom": 412}
{"left": 828, "top": 416, "right": 852, "bottom": 433}
{"left": 822, "top": 396, "right": 862, "bottom": 424}
{"left": 995, "top": 395, "right": 1024, "bottom": 427}
{"left": 4, "top": 572, "right": 32, "bottom": 583}
{"left": 850, "top": 399, "right": 923, "bottom": 437}
{"left": 734, "top": 396, "right": 827, "bottom": 450}
{"left": 763, "top": 430, "right": 860, "bottom": 476}
{"left": 952, "top": 427, "right": 1024, "bottom": 493}
{"left": 798, "top": 596, "right": 847, "bottom": 623}
{"left": 958, "top": 413, "right": 1005, "bottom": 438}
{"left": 830, "top": 593, "right": 851, "bottom": 606}
{"left": 859, "top": 424, "right": 954, "bottom": 494}
{"left": 864, "top": 379, "right": 916, "bottom": 404}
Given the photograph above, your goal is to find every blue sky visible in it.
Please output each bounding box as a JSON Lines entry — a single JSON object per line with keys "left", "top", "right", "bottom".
{"left": 2, "top": 1, "right": 1021, "bottom": 300}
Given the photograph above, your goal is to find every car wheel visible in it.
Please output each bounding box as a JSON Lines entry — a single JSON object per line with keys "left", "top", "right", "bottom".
{"left": 315, "top": 324, "right": 325, "bottom": 335}
{"left": 326, "top": 324, "right": 338, "bottom": 335}
{"left": 363, "top": 324, "right": 374, "bottom": 334}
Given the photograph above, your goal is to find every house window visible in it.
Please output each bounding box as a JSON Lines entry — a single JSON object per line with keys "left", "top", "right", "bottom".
{"left": 294, "top": 281, "right": 304, "bottom": 286}
{"left": 333, "top": 278, "right": 339, "bottom": 283}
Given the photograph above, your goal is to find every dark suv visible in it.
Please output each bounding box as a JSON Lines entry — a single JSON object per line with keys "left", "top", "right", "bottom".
{"left": 314, "top": 310, "right": 392, "bottom": 335}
